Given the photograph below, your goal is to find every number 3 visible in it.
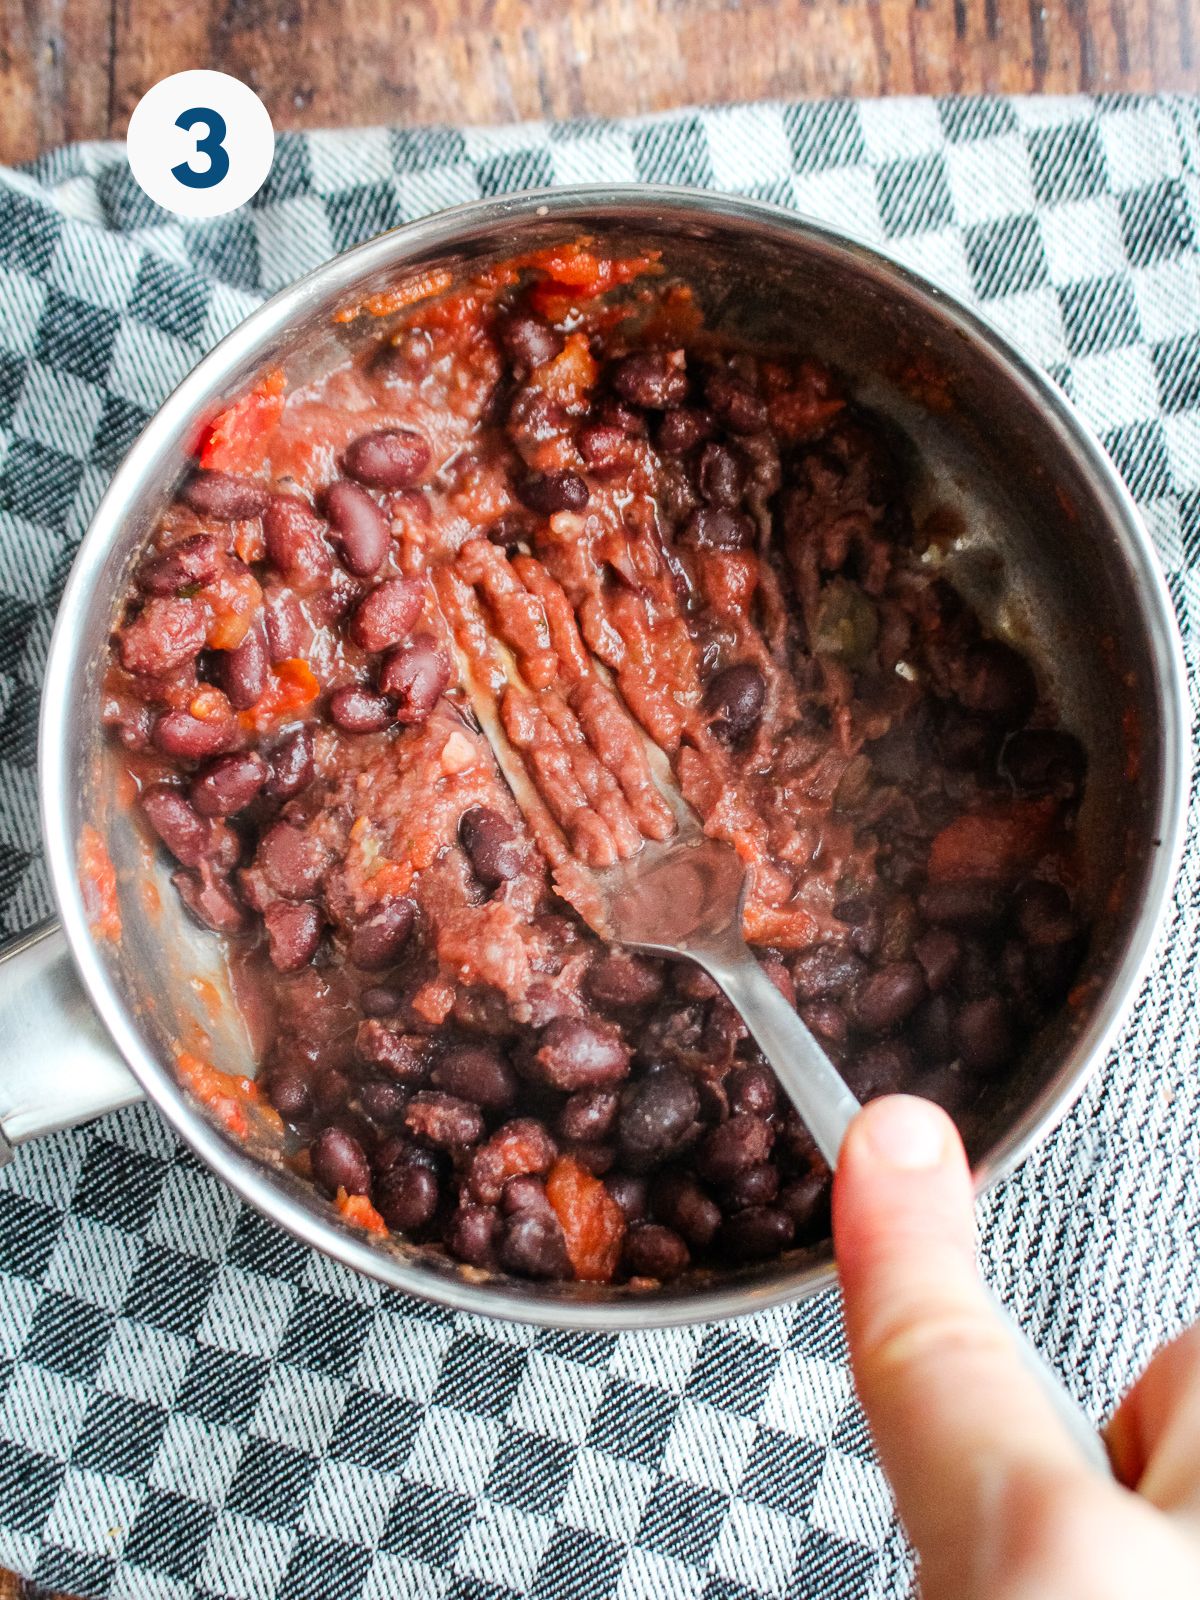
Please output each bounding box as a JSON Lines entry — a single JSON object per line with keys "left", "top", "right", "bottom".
{"left": 172, "top": 106, "right": 230, "bottom": 190}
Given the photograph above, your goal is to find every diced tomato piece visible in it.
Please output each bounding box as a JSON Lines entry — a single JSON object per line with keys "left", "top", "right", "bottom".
{"left": 238, "top": 659, "right": 319, "bottom": 732}
{"left": 204, "top": 565, "right": 263, "bottom": 650}
{"left": 79, "top": 824, "right": 121, "bottom": 943}
{"left": 546, "top": 1156, "right": 626, "bottom": 1283}
{"left": 928, "top": 799, "right": 1057, "bottom": 883}
{"left": 761, "top": 360, "right": 845, "bottom": 440}
{"left": 525, "top": 243, "right": 661, "bottom": 317}
{"left": 199, "top": 369, "right": 286, "bottom": 473}
{"left": 336, "top": 1189, "right": 388, "bottom": 1234}
{"left": 176, "top": 1050, "right": 283, "bottom": 1140}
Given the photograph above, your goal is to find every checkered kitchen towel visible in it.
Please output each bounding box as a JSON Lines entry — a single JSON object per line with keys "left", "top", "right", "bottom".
{"left": 0, "top": 93, "right": 1197, "bottom": 1600}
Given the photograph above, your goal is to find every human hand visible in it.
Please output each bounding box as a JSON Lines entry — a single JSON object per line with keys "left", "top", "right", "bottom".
{"left": 833, "top": 1094, "right": 1200, "bottom": 1599}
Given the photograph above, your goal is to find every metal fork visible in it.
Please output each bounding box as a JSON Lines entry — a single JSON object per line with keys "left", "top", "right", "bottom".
{"left": 460, "top": 648, "right": 1111, "bottom": 1475}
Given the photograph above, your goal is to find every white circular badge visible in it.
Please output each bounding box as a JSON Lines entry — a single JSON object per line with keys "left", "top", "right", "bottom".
{"left": 127, "top": 70, "right": 275, "bottom": 219}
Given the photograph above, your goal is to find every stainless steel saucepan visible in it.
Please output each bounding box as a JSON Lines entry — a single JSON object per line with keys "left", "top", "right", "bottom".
{"left": 0, "top": 187, "right": 1188, "bottom": 1330}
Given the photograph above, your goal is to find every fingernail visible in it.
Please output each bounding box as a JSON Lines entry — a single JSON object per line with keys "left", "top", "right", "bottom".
{"left": 861, "top": 1094, "right": 949, "bottom": 1171}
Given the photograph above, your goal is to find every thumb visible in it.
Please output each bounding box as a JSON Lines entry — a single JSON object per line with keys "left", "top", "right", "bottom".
{"left": 834, "top": 1095, "right": 1090, "bottom": 1589}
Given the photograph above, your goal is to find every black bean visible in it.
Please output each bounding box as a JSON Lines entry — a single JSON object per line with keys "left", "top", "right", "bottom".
{"left": 141, "top": 784, "right": 213, "bottom": 867}
{"left": 172, "top": 864, "right": 246, "bottom": 934}
{"left": 329, "top": 684, "right": 395, "bottom": 733}
{"left": 313, "top": 1069, "right": 354, "bottom": 1116}
{"left": 349, "top": 898, "right": 416, "bottom": 970}
{"left": 499, "top": 1210, "right": 571, "bottom": 1280}
{"left": 792, "top": 945, "right": 866, "bottom": 1002}
{"left": 720, "top": 1206, "right": 794, "bottom": 1261}
{"left": 726, "top": 1161, "right": 781, "bottom": 1211}
{"left": 624, "top": 1224, "right": 689, "bottom": 1281}
{"left": 350, "top": 578, "right": 424, "bottom": 653}
{"left": 446, "top": 1203, "right": 499, "bottom": 1266}
{"left": 263, "top": 902, "right": 323, "bottom": 972}
{"left": 502, "top": 1174, "right": 556, "bottom": 1218}
{"left": 605, "top": 1173, "right": 648, "bottom": 1223}
{"left": 617, "top": 1066, "right": 700, "bottom": 1171}
{"left": 137, "top": 534, "right": 221, "bottom": 595}
{"left": 913, "top": 926, "right": 961, "bottom": 992}
{"left": 189, "top": 751, "right": 267, "bottom": 817}
{"left": 265, "top": 1070, "right": 312, "bottom": 1122}
{"left": 611, "top": 350, "right": 688, "bottom": 409}
{"left": 215, "top": 616, "right": 268, "bottom": 711}
{"left": 650, "top": 1174, "right": 721, "bottom": 1248}
{"left": 360, "top": 1081, "right": 409, "bottom": 1123}
{"left": 599, "top": 398, "right": 648, "bottom": 437}
{"left": 255, "top": 821, "right": 327, "bottom": 899}
{"left": 577, "top": 423, "right": 628, "bottom": 474}
{"left": 918, "top": 881, "right": 1006, "bottom": 930}
{"left": 587, "top": 952, "right": 664, "bottom": 1009}
{"left": 404, "top": 1092, "right": 485, "bottom": 1149}
{"left": 1002, "top": 729, "right": 1086, "bottom": 800}
{"left": 530, "top": 1017, "right": 632, "bottom": 1090}
{"left": 913, "top": 993, "right": 957, "bottom": 1063}
{"left": 850, "top": 1040, "right": 915, "bottom": 1101}
{"left": 800, "top": 1000, "right": 848, "bottom": 1045}
{"left": 459, "top": 805, "right": 522, "bottom": 890}
{"left": 468, "top": 1120, "right": 558, "bottom": 1205}
{"left": 311, "top": 1126, "right": 372, "bottom": 1198}
{"left": 1013, "top": 880, "right": 1077, "bottom": 946}
{"left": 263, "top": 495, "right": 333, "bottom": 592}
{"left": 698, "top": 442, "right": 748, "bottom": 508}
{"left": 678, "top": 506, "right": 755, "bottom": 550}
{"left": 120, "top": 597, "right": 208, "bottom": 677}
{"left": 727, "top": 1063, "right": 778, "bottom": 1119}
{"left": 956, "top": 640, "right": 1037, "bottom": 725}
{"left": 704, "top": 371, "right": 768, "bottom": 433}
{"left": 854, "top": 962, "right": 927, "bottom": 1033}
{"left": 704, "top": 663, "right": 766, "bottom": 738}
{"left": 497, "top": 309, "right": 564, "bottom": 372}
{"left": 515, "top": 469, "right": 590, "bottom": 515}
{"left": 954, "top": 996, "right": 1013, "bottom": 1072}
{"left": 265, "top": 725, "right": 315, "bottom": 800}
{"left": 558, "top": 1089, "right": 620, "bottom": 1143}
{"left": 263, "top": 584, "right": 308, "bottom": 661}
{"left": 343, "top": 428, "right": 431, "bottom": 490}
{"left": 433, "top": 1045, "right": 518, "bottom": 1111}
{"left": 323, "top": 480, "right": 390, "bottom": 578}
{"left": 376, "top": 1164, "right": 439, "bottom": 1234}
{"left": 355, "top": 1022, "right": 431, "bottom": 1084}
{"left": 378, "top": 634, "right": 450, "bottom": 724}
{"left": 697, "top": 1114, "right": 774, "bottom": 1185}
{"left": 778, "top": 1171, "right": 832, "bottom": 1243}
{"left": 657, "top": 408, "right": 714, "bottom": 454}
{"left": 180, "top": 469, "right": 269, "bottom": 521}
{"left": 361, "top": 986, "right": 402, "bottom": 1017}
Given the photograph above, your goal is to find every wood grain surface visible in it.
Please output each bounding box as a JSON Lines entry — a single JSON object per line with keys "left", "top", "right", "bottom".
{"left": 2, "top": 0, "right": 1199, "bottom": 164}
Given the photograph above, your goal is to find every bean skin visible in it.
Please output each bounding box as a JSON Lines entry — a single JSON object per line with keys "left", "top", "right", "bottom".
{"left": 323, "top": 480, "right": 390, "bottom": 578}
{"left": 704, "top": 663, "right": 766, "bottom": 739}
{"left": 378, "top": 634, "right": 450, "bottom": 725}
{"left": 791, "top": 945, "right": 866, "bottom": 1002}
{"left": 611, "top": 350, "right": 688, "bottom": 409}
{"left": 459, "top": 806, "right": 522, "bottom": 889}
{"left": 577, "top": 423, "right": 628, "bottom": 474}
{"left": 311, "top": 1126, "right": 372, "bottom": 1198}
{"left": 605, "top": 1173, "right": 648, "bottom": 1223}
{"left": 918, "top": 881, "right": 1005, "bottom": 930}
{"left": 350, "top": 578, "right": 424, "bottom": 653}
{"left": 725, "top": 1162, "right": 780, "bottom": 1211}
{"left": 1013, "top": 880, "right": 1077, "bottom": 946}
{"left": 263, "top": 585, "right": 308, "bottom": 662}
{"left": 348, "top": 898, "right": 416, "bottom": 970}
{"left": 696, "top": 1114, "right": 774, "bottom": 1185}
{"left": 501, "top": 1175, "right": 555, "bottom": 1219}
{"left": 586, "top": 952, "right": 664, "bottom": 1009}
{"left": 136, "top": 534, "right": 221, "bottom": 596}
{"left": 215, "top": 615, "right": 268, "bottom": 710}
{"left": 141, "top": 784, "right": 213, "bottom": 868}
{"left": 263, "top": 901, "right": 323, "bottom": 972}
{"left": 778, "top": 1171, "right": 832, "bottom": 1244}
{"left": 265, "top": 1069, "right": 312, "bottom": 1123}
{"left": 403, "top": 1092, "right": 485, "bottom": 1149}
{"left": 467, "top": 1119, "right": 557, "bottom": 1205}
{"left": 515, "top": 469, "right": 590, "bottom": 515}
{"left": 432, "top": 1045, "right": 518, "bottom": 1111}
{"left": 624, "top": 1224, "right": 689, "bottom": 1281}
{"left": 529, "top": 1018, "right": 631, "bottom": 1091}
{"left": 558, "top": 1088, "right": 620, "bottom": 1144}
{"left": 800, "top": 1000, "right": 848, "bottom": 1046}
{"left": 265, "top": 726, "right": 315, "bottom": 800}
{"left": 343, "top": 428, "right": 431, "bottom": 489}
{"left": 329, "top": 685, "right": 395, "bottom": 733}
{"left": 180, "top": 469, "right": 268, "bottom": 520}
{"left": 913, "top": 926, "right": 961, "bottom": 992}
{"left": 360, "top": 1081, "right": 409, "bottom": 1123}
{"left": 727, "top": 1063, "right": 778, "bottom": 1119}
{"left": 189, "top": 751, "right": 267, "bottom": 816}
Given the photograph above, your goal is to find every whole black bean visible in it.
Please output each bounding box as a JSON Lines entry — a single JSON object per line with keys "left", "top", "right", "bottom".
{"left": 265, "top": 1070, "right": 312, "bottom": 1122}
{"left": 726, "top": 1161, "right": 781, "bottom": 1211}
{"left": 120, "top": 597, "right": 208, "bottom": 677}
{"left": 611, "top": 350, "right": 688, "bottom": 409}
{"left": 515, "top": 469, "right": 590, "bottom": 515}
{"left": 361, "top": 987, "right": 402, "bottom": 1017}
{"left": 343, "top": 428, "right": 431, "bottom": 490}
{"left": 697, "top": 1114, "right": 774, "bottom": 1185}
{"left": 459, "top": 805, "right": 522, "bottom": 890}
{"left": 180, "top": 469, "right": 269, "bottom": 521}
{"left": 360, "top": 1081, "right": 408, "bottom": 1124}
{"left": 854, "top": 962, "right": 927, "bottom": 1033}
{"left": 499, "top": 1210, "right": 571, "bottom": 1280}
{"left": 355, "top": 1022, "right": 431, "bottom": 1084}
{"left": 433, "top": 1045, "right": 518, "bottom": 1111}
{"left": 403, "top": 1092, "right": 485, "bottom": 1149}
{"left": 446, "top": 1203, "right": 499, "bottom": 1266}
{"left": 704, "top": 371, "right": 768, "bottom": 433}
{"left": 376, "top": 1163, "right": 439, "bottom": 1234}
{"left": 530, "top": 1017, "right": 632, "bottom": 1090}
{"left": 599, "top": 398, "right": 648, "bottom": 437}
{"left": 657, "top": 407, "right": 714, "bottom": 454}
{"left": 378, "top": 634, "right": 450, "bottom": 724}
{"left": 1013, "top": 880, "right": 1077, "bottom": 946}
{"left": 263, "top": 585, "right": 308, "bottom": 662}
{"left": 1002, "top": 728, "right": 1086, "bottom": 800}
{"left": 263, "top": 495, "right": 333, "bottom": 592}
{"left": 672, "top": 963, "right": 721, "bottom": 1001}
{"left": 557, "top": 1089, "right": 620, "bottom": 1143}
{"left": 792, "top": 946, "right": 868, "bottom": 1002}
{"left": 190, "top": 751, "right": 267, "bottom": 817}
{"left": 265, "top": 725, "right": 315, "bottom": 800}
{"left": 311, "top": 1126, "right": 372, "bottom": 1198}
{"left": 605, "top": 1173, "right": 648, "bottom": 1223}
{"left": 917, "top": 880, "right": 1006, "bottom": 930}
{"left": 587, "top": 952, "right": 664, "bottom": 1009}
{"left": 698, "top": 442, "right": 748, "bottom": 508}
{"left": 778, "top": 1171, "right": 832, "bottom": 1243}
{"left": 849, "top": 1039, "right": 914, "bottom": 1101}
{"left": 954, "top": 995, "right": 1013, "bottom": 1072}
{"left": 720, "top": 1206, "right": 794, "bottom": 1261}
{"left": 501, "top": 1175, "right": 555, "bottom": 1218}
{"left": 329, "top": 684, "right": 395, "bottom": 733}
{"left": 255, "top": 821, "right": 327, "bottom": 899}
{"left": 313, "top": 1068, "right": 354, "bottom": 1116}
{"left": 136, "top": 534, "right": 221, "bottom": 595}
{"left": 263, "top": 901, "right": 323, "bottom": 972}
{"left": 727, "top": 1063, "right": 778, "bottom": 1119}
{"left": 172, "top": 864, "right": 246, "bottom": 934}
{"left": 497, "top": 309, "right": 564, "bottom": 372}
{"left": 650, "top": 1174, "right": 721, "bottom": 1248}
{"left": 323, "top": 480, "right": 390, "bottom": 578}
{"left": 485, "top": 513, "right": 531, "bottom": 554}
{"left": 956, "top": 640, "right": 1037, "bottom": 725}
{"left": 616, "top": 1066, "right": 700, "bottom": 1170}
{"left": 913, "top": 926, "right": 962, "bottom": 991}
{"left": 704, "top": 663, "right": 766, "bottom": 738}
{"left": 624, "top": 1224, "right": 689, "bottom": 1281}
{"left": 678, "top": 506, "right": 755, "bottom": 550}
{"left": 800, "top": 1000, "right": 848, "bottom": 1045}
{"left": 349, "top": 898, "right": 416, "bottom": 970}
{"left": 350, "top": 578, "right": 424, "bottom": 653}
{"left": 215, "top": 617, "right": 268, "bottom": 711}
{"left": 913, "top": 993, "right": 956, "bottom": 1063}
{"left": 577, "top": 423, "right": 628, "bottom": 474}
{"left": 141, "top": 784, "right": 213, "bottom": 868}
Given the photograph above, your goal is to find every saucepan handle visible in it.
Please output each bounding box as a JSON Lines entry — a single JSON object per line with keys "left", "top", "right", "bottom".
{"left": 0, "top": 919, "right": 144, "bottom": 1161}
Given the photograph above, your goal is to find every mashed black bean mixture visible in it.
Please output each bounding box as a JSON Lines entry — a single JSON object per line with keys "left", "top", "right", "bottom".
{"left": 103, "top": 242, "right": 1089, "bottom": 1285}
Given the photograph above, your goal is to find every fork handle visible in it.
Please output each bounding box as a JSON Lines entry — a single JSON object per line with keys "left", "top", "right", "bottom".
{"left": 700, "top": 947, "right": 859, "bottom": 1168}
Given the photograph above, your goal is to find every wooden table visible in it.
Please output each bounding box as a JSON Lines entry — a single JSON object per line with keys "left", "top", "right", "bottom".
{"left": 1, "top": 0, "right": 1199, "bottom": 164}
{"left": 0, "top": 2, "right": 1193, "bottom": 1597}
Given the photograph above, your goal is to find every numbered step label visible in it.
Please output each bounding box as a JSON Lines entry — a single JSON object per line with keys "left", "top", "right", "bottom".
{"left": 127, "top": 70, "right": 275, "bottom": 219}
